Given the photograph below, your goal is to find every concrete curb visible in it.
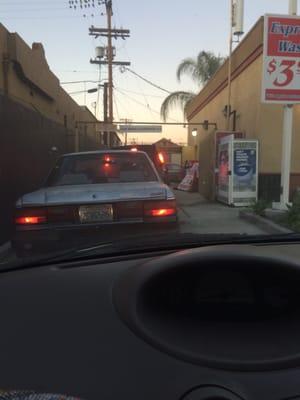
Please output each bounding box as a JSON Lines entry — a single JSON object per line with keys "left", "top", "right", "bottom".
{"left": 239, "top": 211, "right": 293, "bottom": 235}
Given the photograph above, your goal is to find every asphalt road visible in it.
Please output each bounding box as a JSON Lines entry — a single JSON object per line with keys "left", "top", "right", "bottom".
{"left": 0, "top": 189, "right": 267, "bottom": 265}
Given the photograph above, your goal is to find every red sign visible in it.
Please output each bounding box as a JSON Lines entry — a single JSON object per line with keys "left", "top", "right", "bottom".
{"left": 262, "top": 14, "right": 300, "bottom": 103}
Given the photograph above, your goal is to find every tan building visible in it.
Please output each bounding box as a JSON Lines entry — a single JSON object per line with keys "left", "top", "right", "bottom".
{"left": 154, "top": 138, "right": 182, "bottom": 164}
{"left": 186, "top": 17, "right": 300, "bottom": 202}
{"left": 0, "top": 23, "right": 119, "bottom": 243}
{"left": 0, "top": 23, "right": 100, "bottom": 151}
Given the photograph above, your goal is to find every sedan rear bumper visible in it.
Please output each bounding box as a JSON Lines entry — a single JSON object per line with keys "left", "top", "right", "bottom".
{"left": 12, "top": 218, "right": 178, "bottom": 257}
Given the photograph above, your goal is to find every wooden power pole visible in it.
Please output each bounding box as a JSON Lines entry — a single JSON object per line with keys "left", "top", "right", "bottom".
{"left": 106, "top": 1, "right": 113, "bottom": 123}
{"left": 103, "top": 82, "right": 108, "bottom": 123}
{"left": 89, "top": 0, "right": 131, "bottom": 124}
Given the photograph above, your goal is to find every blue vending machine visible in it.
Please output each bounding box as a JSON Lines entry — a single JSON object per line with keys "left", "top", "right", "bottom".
{"left": 217, "top": 135, "right": 258, "bottom": 207}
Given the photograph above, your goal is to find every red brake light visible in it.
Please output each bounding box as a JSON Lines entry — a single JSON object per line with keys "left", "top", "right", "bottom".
{"left": 131, "top": 148, "right": 138, "bottom": 152}
{"left": 158, "top": 152, "right": 165, "bottom": 164}
{"left": 15, "top": 207, "right": 47, "bottom": 225}
{"left": 149, "top": 208, "right": 176, "bottom": 217}
{"left": 15, "top": 215, "right": 47, "bottom": 225}
{"left": 105, "top": 155, "right": 111, "bottom": 162}
{"left": 144, "top": 200, "right": 176, "bottom": 217}
{"left": 15, "top": 206, "right": 78, "bottom": 225}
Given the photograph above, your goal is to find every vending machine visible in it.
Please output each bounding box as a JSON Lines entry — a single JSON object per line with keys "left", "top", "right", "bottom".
{"left": 217, "top": 135, "right": 258, "bottom": 207}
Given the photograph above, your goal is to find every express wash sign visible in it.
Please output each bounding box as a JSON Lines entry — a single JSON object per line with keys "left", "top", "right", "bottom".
{"left": 262, "top": 14, "right": 300, "bottom": 104}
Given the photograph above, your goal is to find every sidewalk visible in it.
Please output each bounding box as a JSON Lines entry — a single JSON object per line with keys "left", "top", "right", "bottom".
{"left": 174, "top": 189, "right": 267, "bottom": 235}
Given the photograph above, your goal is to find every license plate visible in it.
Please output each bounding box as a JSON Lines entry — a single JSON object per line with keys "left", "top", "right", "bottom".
{"left": 79, "top": 204, "right": 113, "bottom": 223}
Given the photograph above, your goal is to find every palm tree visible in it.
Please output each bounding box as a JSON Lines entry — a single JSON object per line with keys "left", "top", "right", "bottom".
{"left": 160, "top": 51, "right": 224, "bottom": 121}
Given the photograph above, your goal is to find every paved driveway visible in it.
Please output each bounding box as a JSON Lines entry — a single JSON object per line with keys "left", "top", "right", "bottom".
{"left": 175, "top": 189, "right": 267, "bottom": 235}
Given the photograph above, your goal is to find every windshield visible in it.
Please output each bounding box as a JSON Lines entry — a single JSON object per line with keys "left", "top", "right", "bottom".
{"left": 166, "top": 164, "right": 182, "bottom": 171}
{"left": 1, "top": 0, "right": 300, "bottom": 268}
{"left": 46, "top": 152, "right": 158, "bottom": 186}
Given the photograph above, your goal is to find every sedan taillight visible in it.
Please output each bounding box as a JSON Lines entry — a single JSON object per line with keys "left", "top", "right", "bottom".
{"left": 15, "top": 206, "right": 78, "bottom": 226}
{"left": 144, "top": 200, "right": 177, "bottom": 217}
{"left": 15, "top": 208, "right": 47, "bottom": 225}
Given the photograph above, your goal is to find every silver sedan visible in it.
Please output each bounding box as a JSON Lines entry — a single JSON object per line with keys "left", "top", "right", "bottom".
{"left": 13, "top": 150, "right": 178, "bottom": 256}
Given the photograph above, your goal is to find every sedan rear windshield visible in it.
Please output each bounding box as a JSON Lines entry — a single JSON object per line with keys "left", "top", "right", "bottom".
{"left": 167, "top": 164, "right": 182, "bottom": 171}
{"left": 46, "top": 153, "right": 158, "bottom": 186}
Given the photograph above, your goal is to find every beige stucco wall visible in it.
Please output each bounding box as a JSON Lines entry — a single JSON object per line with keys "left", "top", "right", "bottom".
{"left": 186, "top": 16, "right": 300, "bottom": 199}
{"left": 182, "top": 146, "right": 195, "bottom": 163}
{"left": 0, "top": 23, "right": 98, "bottom": 139}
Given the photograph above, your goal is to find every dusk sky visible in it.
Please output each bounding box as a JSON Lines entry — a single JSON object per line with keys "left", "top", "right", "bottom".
{"left": 0, "top": 0, "right": 297, "bottom": 144}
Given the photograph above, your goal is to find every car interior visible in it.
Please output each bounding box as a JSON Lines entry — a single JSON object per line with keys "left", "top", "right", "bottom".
{"left": 1, "top": 240, "right": 300, "bottom": 400}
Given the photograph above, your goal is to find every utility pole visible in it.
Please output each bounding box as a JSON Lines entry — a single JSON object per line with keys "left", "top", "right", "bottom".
{"left": 227, "top": 0, "right": 244, "bottom": 130}
{"left": 278, "top": 0, "right": 297, "bottom": 209}
{"left": 120, "top": 118, "right": 133, "bottom": 145}
{"left": 226, "top": 3, "right": 233, "bottom": 130}
{"left": 89, "top": 0, "right": 131, "bottom": 125}
{"left": 102, "top": 82, "right": 109, "bottom": 146}
{"left": 103, "top": 82, "right": 108, "bottom": 123}
{"left": 289, "top": 0, "right": 297, "bottom": 14}
{"left": 106, "top": 1, "right": 113, "bottom": 123}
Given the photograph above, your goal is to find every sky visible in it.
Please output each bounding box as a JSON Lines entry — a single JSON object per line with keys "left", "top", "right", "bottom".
{"left": 0, "top": 0, "right": 298, "bottom": 144}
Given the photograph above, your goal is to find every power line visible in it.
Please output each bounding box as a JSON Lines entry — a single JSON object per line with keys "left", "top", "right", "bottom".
{"left": 113, "top": 95, "right": 120, "bottom": 121}
{"left": 115, "top": 87, "right": 165, "bottom": 98}
{"left": 115, "top": 88, "right": 161, "bottom": 116}
{"left": 108, "top": 1, "right": 163, "bottom": 120}
{"left": 0, "top": 15, "right": 85, "bottom": 19}
{"left": 61, "top": 80, "right": 104, "bottom": 84}
{"left": 110, "top": 0, "right": 157, "bottom": 120}
{"left": 129, "top": 68, "right": 155, "bottom": 120}
{"left": 58, "top": 71, "right": 99, "bottom": 73}
{"left": 89, "top": 1, "right": 131, "bottom": 123}
{"left": 0, "top": 8, "right": 70, "bottom": 12}
{"left": 0, "top": 2, "right": 64, "bottom": 5}
{"left": 121, "top": 67, "right": 171, "bottom": 94}
{"left": 110, "top": 0, "right": 156, "bottom": 120}
{"left": 113, "top": 91, "right": 133, "bottom": 120}
{"left": 68, "top": 89, "right": 96, "bottom": 95}
{"left": 115, "top": 88, "right": 181, "bottom": 123}
{"left": 95, "top": 67, "right": 102, "bottom": 119}
{"left": 0, "top": 0, "right": 65, "bottom": 3}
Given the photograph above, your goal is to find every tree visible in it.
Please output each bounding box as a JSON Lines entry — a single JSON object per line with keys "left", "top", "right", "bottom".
{"left": 160, "top": 51, "right": 224, "bottom": 121}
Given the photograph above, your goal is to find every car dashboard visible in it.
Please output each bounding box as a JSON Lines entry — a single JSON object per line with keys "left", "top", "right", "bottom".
{"left": 1, "top": 242, "right": 300, "bottom": 400}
